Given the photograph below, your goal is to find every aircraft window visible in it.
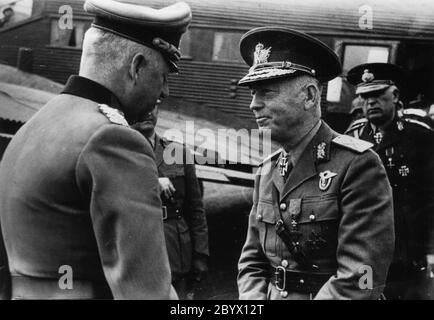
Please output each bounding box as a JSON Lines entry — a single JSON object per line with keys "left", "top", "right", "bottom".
{"left": 343, "top": 45, "right": 389, "bottom": 72}
{"left": 0, "top": 0, "right": 33, "bottom": 29}
{"left": 212, "top": 31, "right": 244, "bottom": 63}
{"left": 50, "top": 20, "right": 91, "bottom": 49}
{"left": 179, "top": 29, "right": 191, "bottom": 58}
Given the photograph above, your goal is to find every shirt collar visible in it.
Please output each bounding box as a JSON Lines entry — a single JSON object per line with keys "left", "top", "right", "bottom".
{"left": 61, "top": 75, "right": 122, "bottom": 110}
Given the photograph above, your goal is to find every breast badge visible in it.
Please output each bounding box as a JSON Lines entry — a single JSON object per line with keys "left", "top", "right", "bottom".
{"left": 398, "top": 165, "right": 410, "bottom": 177}
{"left": 319, "top": 170, "right": 337, "bottom": 191}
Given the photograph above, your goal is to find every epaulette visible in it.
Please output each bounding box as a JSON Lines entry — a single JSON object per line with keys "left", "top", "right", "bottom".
{"left": 403, "top": 118, "right": 433, "bottom": 131}
{"left": 98, "top": 104, "right": 129, "bottom": 127}
{"left": 332, "top": 135, "right": 373, "bottom": 153}
{"left": 344, "top": 118, "right": 368, "bottom": 134}
{"left": 402, "top": 108, "right": 427, "bottom": 118}
{"left": 259, "top": 148, "right": 282, "bottom": 167}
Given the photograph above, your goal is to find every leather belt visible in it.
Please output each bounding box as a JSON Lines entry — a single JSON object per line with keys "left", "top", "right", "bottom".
{"left": 11, "top": 275, "right": 112, "bottom": 300}
{"left": 271, "top": 266, "right": 331, "bottom": 295}
{"left": 162, "top": 206, "right": 183, "bottom": 221}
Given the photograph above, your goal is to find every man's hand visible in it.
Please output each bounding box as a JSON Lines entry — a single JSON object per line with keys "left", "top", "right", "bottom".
{"left": 192, "top": 258, "right": 208, "bottom": 283}
{"left": 159, "top": 177, "right": 176, "bottom": 200}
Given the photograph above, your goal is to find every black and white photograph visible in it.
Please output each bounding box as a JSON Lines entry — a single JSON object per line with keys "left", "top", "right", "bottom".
{"left": 0, "top": 0, "right": 433, "bottom": 308}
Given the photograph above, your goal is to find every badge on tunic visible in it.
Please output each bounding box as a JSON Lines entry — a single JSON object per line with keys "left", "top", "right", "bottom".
{"left": 316, "top": 142, "right": 326, "bottom": 160}
{"left": 99, "top": 104, "right": 129, "bottom": 127}
{"left": 279, "top": 154, "right": 289, "bottom": 177}
{"left": 397, "top": 121, "right": 404, "bottom": 131}
{"left": 385, "top": 147, "right": 395, "bottom": 168}
{"left": 398, "top": 165, "right": 410, "bottom": 177}
{"left": 373, "top": 131, "right": 383, "bottom": 144}
{"left": 319, "top": 170, "right": 337, "bottom": 191}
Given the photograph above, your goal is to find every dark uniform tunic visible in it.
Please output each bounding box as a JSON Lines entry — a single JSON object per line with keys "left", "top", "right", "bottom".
{"left": 346, "top": 116, "right": 434, "bottom": 299}
{"left": 238, "top": 122, "right": 395, "bottom": 300}
{"left": 0, "top": 76, "right": 173, "bottom": 299}
{"left": 153, "top": 135, "right": 209, "bottom": 280}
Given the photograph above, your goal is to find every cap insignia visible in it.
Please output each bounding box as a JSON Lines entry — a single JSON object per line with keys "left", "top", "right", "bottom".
{"left": 253, "top": 43, "right": 272, "bottom": 66}
{"left": 362, "top": 69, "right": 375, "bottom": 83}
{"left": 99, "top": 104, "right": 129, "bottom": 127}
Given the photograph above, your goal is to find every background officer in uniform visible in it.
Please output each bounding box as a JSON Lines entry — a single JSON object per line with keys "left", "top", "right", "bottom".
{"left": 237, "top": 27, "right": 395, "bottom": 300}
{"left": 346, "top": 63, "right": 434, "bottom": 299}
{"left": 0, "top": 0, "right": 191, "bottom": 299}
{"left": 133, "top": 103, "right": 209, "bottom": 300}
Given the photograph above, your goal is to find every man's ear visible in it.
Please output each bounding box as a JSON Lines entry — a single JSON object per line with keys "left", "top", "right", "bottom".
{"left": 304, "top": 83, "right": 320, "bottom": 110}
{"left": 129, "top": 53, "right": 146, "bottom": 82}
{"left": 391, "top": 86, "right": 400, "bottom": 103}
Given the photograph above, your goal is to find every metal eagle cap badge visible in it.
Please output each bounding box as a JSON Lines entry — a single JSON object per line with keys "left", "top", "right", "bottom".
{"left": 253, "top": 42, "right": 272, "bottom": 66}
{"left": 319, "top": 170, "right": 338, "bottom": 191}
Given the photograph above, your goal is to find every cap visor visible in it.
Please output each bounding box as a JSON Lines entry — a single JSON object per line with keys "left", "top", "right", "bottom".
{"left": 238, "top": 68, "right": 298, "bottom": 86}
{"left": 356, "top": 84, "right": 390, "bottom": 95}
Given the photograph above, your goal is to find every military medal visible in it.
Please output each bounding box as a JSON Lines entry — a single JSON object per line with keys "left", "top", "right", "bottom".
{"left": 373, "top": 131, "right": 383, "bottom": 144}
{"left": 319, "top": 170, "right": 337, "bottom": 191}
{"left": 399, "top": 165, "right": 410, "bottom": 177}
{"left": 279, "top": 153, "right": 290, "bottom": 177}
{"left": 385, "top": 147, "right": 395, "bottom": 168}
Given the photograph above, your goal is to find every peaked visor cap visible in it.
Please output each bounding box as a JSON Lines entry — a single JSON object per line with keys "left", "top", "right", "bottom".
{"left": 347, "top": 62, "right": 404, "bottom": 95}
{"left": 84, "top": 0, "right": 192, "bottom": 73}
{"left": 238, "top": 26, "right": 342, "bottom": 86}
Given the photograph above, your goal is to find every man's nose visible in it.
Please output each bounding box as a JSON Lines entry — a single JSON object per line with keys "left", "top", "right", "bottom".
{"left": 249, "top": 95, "right": 263, "bottom": 111}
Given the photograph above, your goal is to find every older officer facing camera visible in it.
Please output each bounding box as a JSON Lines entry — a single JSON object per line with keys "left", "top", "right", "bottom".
{"left": 346, "top": 63, "right": 434, "bottom": 299}
{"left": 237, "top": 27, "right": 395, "bottom": 300}
{"left": 133, "top": 104, "right": 209, "bottom": 300}
{"left": 0, "top": 0, "right": 191, "bottom": 299}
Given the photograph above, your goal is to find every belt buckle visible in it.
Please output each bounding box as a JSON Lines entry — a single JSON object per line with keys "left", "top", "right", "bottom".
{"left": 275, "top": 266, "right": 286, "bottom": 291}
{"left": 162, "top": 206, "right": 167, "bottom": 220}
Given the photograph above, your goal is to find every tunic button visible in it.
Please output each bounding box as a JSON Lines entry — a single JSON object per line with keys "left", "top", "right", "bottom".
{"left": 281, "top": 259, "right": 289, "bottom": 268}
{"left": 176, "top": 209, "right": 179, "bottom": 213}
{"left": 299, "top": 279, "right": 305, "bottom": 284}
{"left": 309, "top": 214, "right": 316, "bottom": 221}
{"left": 280, "top": 291, "right": 288, "bottom": 298}
{"left": 280, "top": 203, "right": 287, "bottom": 211}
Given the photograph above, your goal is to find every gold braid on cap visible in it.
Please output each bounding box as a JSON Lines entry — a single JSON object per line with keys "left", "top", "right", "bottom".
{"left": 152, "top": 38, "right": 181, "bottom": 62}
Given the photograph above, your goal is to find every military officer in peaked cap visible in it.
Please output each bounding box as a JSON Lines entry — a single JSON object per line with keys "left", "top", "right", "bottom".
{"left": 0, "top": 0, "right": 192, "bottom": 299}
{"left": 237, "top": 26, "right": 395, "bottom": 300}
{"left": 346, "top": 63, "right": 434, "bottom": 299}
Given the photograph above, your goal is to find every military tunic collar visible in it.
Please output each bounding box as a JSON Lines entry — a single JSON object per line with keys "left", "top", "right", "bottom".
{"left": 289, "top": 120, "right": 322, "bottom": 167}
{"left": 62, "top": 75, "right": 122, "bottom": 110}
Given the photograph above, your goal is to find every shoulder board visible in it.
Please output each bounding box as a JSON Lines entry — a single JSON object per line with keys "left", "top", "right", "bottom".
{"left": 259, "top": 148, "right": 282, "bottom": 167}
{"left": 403, "top": 118, "right": 433, "bottom": 131}
{"left": 403, "top": 108, "right": 427, "bottom": 117}
{"left": 98, "top": 104, "right": 129, "bottom": 127}
{"left": 332, "top": 135, "right": 373, "bottom": 153}
{"left": 345, "top": 118, "right": 368, "bottom": 133}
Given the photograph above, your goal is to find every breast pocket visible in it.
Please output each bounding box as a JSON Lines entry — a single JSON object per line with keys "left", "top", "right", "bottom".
{"left": 256, "top": 201, "right": 278, "bottom": 257}
{"left": 297, "top": 194, "right": 340, "bottom": 258}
